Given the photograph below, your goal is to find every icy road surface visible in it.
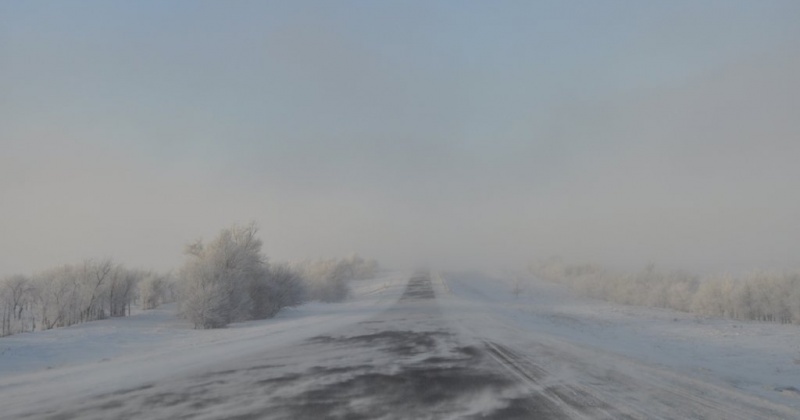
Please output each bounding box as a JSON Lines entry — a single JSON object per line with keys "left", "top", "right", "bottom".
{"left": 5, "top": 272, "right": 800, "bottom": 419}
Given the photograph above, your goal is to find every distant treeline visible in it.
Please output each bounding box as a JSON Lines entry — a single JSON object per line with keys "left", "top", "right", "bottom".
{"left": 1, "top": 222, "right": 379, "bottom": 337}
{"left": 530, "top": 257, "right": 800, "bottom": 324}
{"left": 0, "top": 261, "right": 176, "bottom": 337}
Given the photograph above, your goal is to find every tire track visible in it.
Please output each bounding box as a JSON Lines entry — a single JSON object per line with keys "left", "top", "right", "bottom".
{"left": 483, "top": 340, "right": 637, "bottom": 420}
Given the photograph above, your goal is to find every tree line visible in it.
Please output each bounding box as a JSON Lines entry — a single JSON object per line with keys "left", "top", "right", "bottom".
{"left": 1, "top": 222, "right": 379, "bottom": 336}
{"left": 0, "top": 261, "right": 175, "bottom": 337}
{"left": 530, "top": 257, "right": 800, "bottom": 324}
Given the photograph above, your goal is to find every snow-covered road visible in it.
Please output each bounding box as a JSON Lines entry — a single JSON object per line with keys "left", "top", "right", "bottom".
{"left": 435, "top": 271, "right": 800, "bottom": 419}
{"left": 8, "top": 274, "right": 551, "bottom": 419}
{"left": 4, "top": 271, "right": 799, "bottom": 419}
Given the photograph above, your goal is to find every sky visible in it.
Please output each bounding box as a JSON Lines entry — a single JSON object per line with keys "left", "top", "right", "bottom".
{"left": 2, "top": 1, "right": 800, "bottom": 276}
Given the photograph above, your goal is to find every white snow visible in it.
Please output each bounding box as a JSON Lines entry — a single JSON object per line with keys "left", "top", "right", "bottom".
{"left": 433, "top": 271, "right": 800, "bottom": 410}
{"left": 0, "top": 272, "right": 409, "bottom": 417}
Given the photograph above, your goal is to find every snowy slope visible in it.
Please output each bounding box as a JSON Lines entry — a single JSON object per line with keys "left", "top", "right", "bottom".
{"left": 433, "top": 271, "right": 800, "bottom": 412}
{"left": 0, "top": 272, "right": 409, "bottom": 418}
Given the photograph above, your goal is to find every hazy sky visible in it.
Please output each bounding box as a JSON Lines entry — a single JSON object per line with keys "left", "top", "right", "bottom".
{"left": 2, "top": 1, "right": 800, "bottom": 276}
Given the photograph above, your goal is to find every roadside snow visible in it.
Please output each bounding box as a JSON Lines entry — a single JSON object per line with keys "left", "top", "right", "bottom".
{"left": 434, "top": 271, "right": 800, "bottom": 410}
{"left": 0, "top": 272, "right": 408, "bottom": 416}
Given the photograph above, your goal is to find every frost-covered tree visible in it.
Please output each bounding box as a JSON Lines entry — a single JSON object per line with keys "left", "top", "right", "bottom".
{"left": 269, "top": 264, "right": 306, "bottom": 308}
{"left": 293, "top": 259, "right": 345, "bottom": 302}
{"left": 692, "top": 274, "right": 734, "bottom": 317}
{"left": 1, "top": 275, "right": 34, "bottom": 336}
{"left": 105, "top": 265, "right": 140, "bottom": 317}
{"left": 531, "top": 257, "right": 800, "bottom": 325}
{"left": 1, "top": 260, "right": 149, "bottom": 337}
{"left": 139, "top": 272, "right": 166, "bottom": 310}
{"left": 250, "top": 264, "right": 306, "bottom": 319}
{"left": 74, "top": 259, "right": 113, "bottom": 322}
{"left": 291, "top": 254, "right": 378, "bottom": 303}
{"left": 178, "top": 222, "right": 267, "bottom": 329}
{"left": 32, "top": 265, "right": 77, "bottom": 330}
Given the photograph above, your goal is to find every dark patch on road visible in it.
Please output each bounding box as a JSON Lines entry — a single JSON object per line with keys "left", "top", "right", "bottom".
{"left": 110, "top": 383, "right": 155, "bottom": 396}
{"left": 546, "top": 385, "right": 613, "bottom": 415}
{"left": 186, "top": 379, "right": 228, "bottom": 390}
{"left": 245, "top": 363, "right": 284, "bottom": 372}
{"left": 308, "top": 365, "right": 373, "bottom": 375}
{"left": 270, "top": 365, "right": 515, "bottom": 419}
{"left": 194, "top": 364, "right": 283, "bottom": 380}
{"left": 399, "top": 274, "right": 436, "bottom": 300}
{"left": 342, "top": 330, "right": 451, "bottom": 356}
{"left": 97, "top": 400, "right": 124, "bottom": 410}
{"left": 305, "top": 334, "right": 337, "bottom": 344}
{"left": 189, "top": 396, "right": 227, "bottom": 410}
{"left": 485, "top": 340, "right": 548, "bottom": 382}
{"left": 143, "top": 392, "right": 190, "bottom": 408}
{"left": 254, "top": 373, "right": 303, "bottom": 386}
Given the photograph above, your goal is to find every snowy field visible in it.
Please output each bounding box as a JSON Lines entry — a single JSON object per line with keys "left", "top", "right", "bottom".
{"left": 435, "top": 271, "right": 800, "bottom": 412}
{"left": 0, "top": 272, "right": 409, "bottom": 418}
